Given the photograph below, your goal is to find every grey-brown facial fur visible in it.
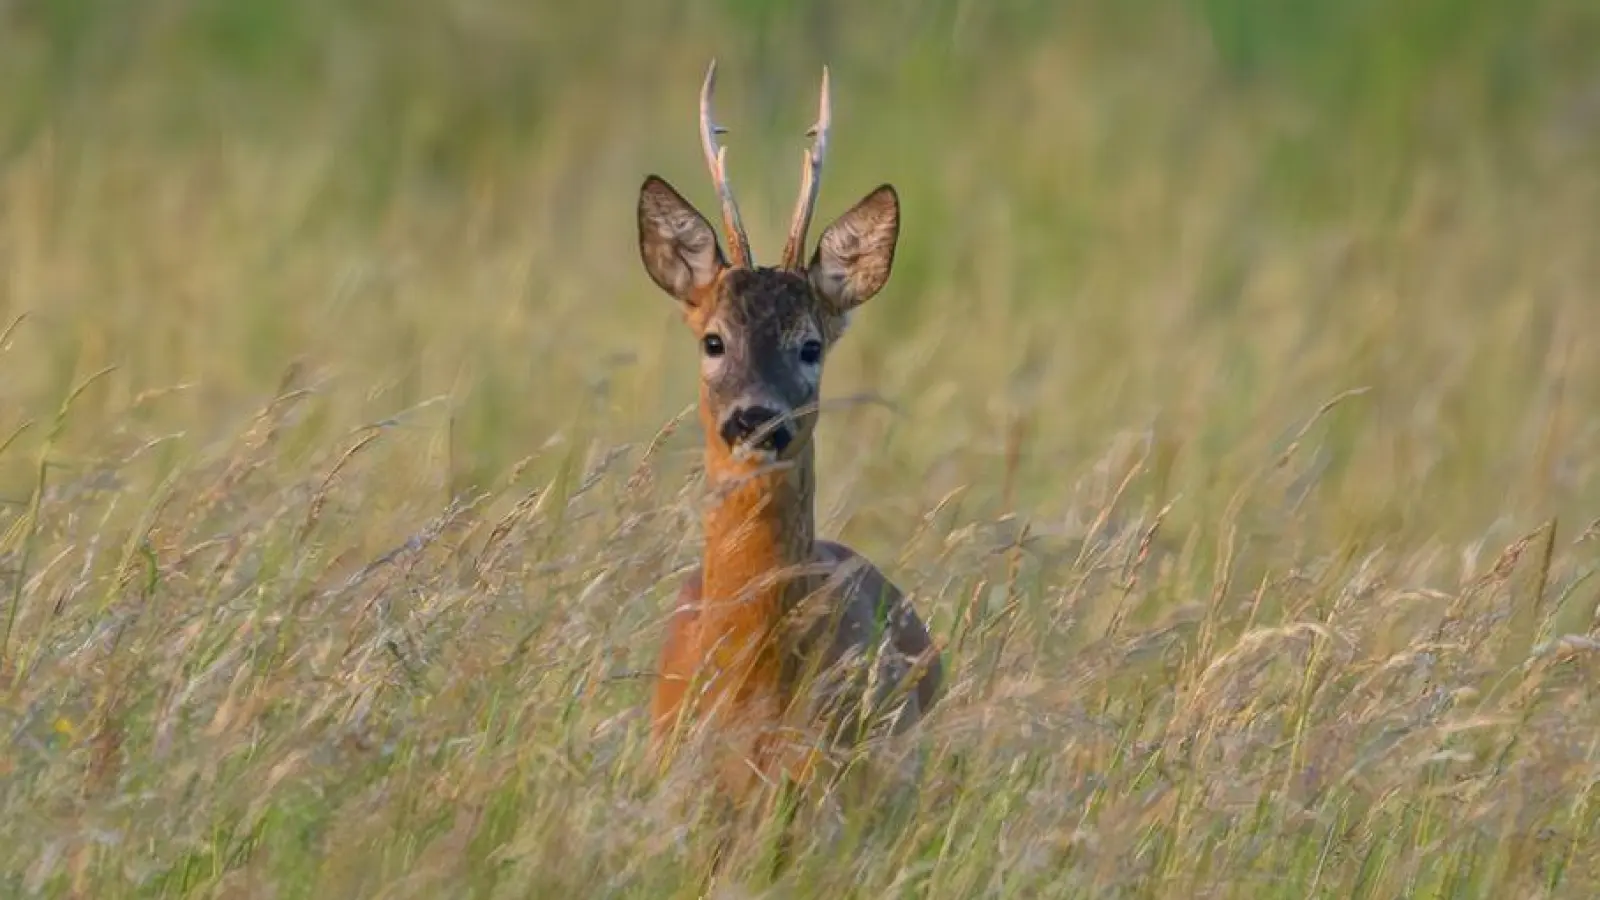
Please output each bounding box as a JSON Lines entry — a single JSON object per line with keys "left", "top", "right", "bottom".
{"left": 699, "top": 268, "right": 829, "bottom": 456}
{"left": 636, "top": 174, "right": 901, "bottom": 459}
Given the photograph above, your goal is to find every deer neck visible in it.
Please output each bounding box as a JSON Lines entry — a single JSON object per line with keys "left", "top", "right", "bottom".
{"left": 698, "top": 431, "right": 818, "bottom": 657}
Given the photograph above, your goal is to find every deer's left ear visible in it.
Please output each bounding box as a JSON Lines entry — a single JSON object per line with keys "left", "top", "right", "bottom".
{"left": 808, "top": 184, "right": 900, "bottom": 314}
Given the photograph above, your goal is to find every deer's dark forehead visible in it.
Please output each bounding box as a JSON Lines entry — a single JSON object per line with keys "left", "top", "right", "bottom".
{"left": 714, "top": 268, "right": 818, "bottom": 334}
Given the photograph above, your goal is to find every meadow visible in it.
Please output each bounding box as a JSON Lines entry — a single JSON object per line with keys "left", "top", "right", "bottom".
{"left": 2, "top": 0, "right": 1600, "bottom": 895}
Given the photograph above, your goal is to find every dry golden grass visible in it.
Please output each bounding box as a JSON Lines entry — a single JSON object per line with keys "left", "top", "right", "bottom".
{"left": 2, "top": 1, "right": 1599, "bottom": 896}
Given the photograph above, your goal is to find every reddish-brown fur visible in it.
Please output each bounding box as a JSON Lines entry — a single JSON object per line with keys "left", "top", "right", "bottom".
{"left": 637, "top": 62, "right": 943, "bottom": 807}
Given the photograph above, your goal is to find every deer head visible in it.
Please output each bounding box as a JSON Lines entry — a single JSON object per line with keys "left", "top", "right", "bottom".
{"left": 637, "top": 61, "right": 900, "bottom": 470}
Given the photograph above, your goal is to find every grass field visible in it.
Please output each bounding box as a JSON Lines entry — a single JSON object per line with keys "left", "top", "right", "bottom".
{"left": 3, "top": 0, "right": 1600, "bottom": 896}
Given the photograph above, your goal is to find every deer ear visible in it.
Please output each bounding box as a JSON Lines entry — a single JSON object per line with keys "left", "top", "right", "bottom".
{"left": 808, "top": 184, "right": 899, "bottom": 314}
{"left": 638, "top": 175, "right": 725, "bottom": 306}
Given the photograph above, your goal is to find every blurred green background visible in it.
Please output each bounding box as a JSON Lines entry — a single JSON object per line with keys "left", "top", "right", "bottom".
{"left": 3, "top": 0, "right": 1600, "bottom": 895}
{"left": 3, "top": 0, "right": 1596, "bottom": 536}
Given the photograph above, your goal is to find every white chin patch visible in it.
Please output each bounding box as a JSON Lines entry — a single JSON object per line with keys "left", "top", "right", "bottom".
{"left": 731, "top": 442, "right": 782, "bottom": 466}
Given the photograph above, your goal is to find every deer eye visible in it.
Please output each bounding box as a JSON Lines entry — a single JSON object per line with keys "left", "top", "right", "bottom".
{"left": 702, "top": 333, "right": 726, "bottom": 358}
{"left": 799, "top": 340, "right": 823, "bottom": 365}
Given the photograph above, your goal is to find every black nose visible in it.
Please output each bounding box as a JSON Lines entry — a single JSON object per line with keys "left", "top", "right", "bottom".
{"left": 719, "top": 406, "right": 793, "bottom": 453}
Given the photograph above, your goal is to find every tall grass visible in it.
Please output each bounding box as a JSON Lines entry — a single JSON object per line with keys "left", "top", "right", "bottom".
{"left": 2, "top": 0, "right": 1599, "bottom": 895}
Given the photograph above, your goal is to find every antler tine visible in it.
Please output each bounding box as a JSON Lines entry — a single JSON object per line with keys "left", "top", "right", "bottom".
{"left": 699, "top": 59, "right": 753, "bottom": 268}
{"left": 780, "top": 65, "right": 831, "bottom": 271}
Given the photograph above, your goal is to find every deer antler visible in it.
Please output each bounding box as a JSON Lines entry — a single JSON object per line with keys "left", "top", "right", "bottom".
{"left": 780, "top": 66, "right": 831, "bottom": 271}
{"left": 699, "top": 60, "right": 753, "bottom": 268}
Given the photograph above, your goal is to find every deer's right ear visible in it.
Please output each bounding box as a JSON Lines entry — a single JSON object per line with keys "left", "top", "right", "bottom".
{"left": 638, "top": 175, "right": 725, "bottom": 307}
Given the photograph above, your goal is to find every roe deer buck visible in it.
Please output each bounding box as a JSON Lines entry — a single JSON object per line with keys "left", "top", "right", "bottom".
{"left": 638, "top": 61, "right": 944, "bottom": 807}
